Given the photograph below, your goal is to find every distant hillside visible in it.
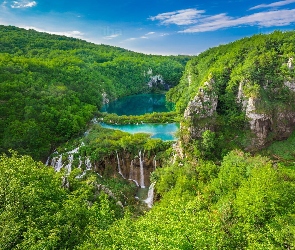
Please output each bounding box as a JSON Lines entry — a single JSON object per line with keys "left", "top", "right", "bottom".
{"left": 0, "top": 25, "right": 190, "bottom": 160}
{"left": 167, "top": 30, "right": 295, "bottom": 159}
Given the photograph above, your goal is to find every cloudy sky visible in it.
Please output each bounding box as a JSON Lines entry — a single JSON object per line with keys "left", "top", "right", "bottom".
{"left": 1, "top": 0, "right": 295, "bottom": 55}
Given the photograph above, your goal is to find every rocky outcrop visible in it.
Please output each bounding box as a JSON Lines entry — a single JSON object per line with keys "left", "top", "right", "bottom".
{"left": 238, "top": 77, "right": 295, "bottom": 150}
{"left": 243, "top": 97, "right": 272, "bottom": 149}
{"left": 47, "top": 149, "right": 157, "bottom": 188}
{"left": 182, "top": 69, "right": 295, "bottom": 151}
{"left": 183, "top": 77, "right": 218, "bottom": 140}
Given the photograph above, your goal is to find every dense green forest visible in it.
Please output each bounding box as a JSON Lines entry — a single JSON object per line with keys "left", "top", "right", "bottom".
{"left": 167, "top": 30, "right": 295, "bottom": 159}
{"left": 1, "top": 27, "right": 295, "bottom": 249}
{"left": 0, "top": 25, "right": 189, "bottom": 160}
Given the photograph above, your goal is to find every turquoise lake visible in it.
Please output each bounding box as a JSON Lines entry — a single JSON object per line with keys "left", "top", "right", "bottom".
{"left": 100, "top": 93, "right": 179, "bottom": 141}
{"left": 101, "top": 93, "right": 171, "bottom": 116}
{"left": 100, "top": 123, "right": 179, "bottom": 141}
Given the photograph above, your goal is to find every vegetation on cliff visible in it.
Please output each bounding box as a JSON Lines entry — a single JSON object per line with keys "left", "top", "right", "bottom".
{"left": 167, "top": 30, "right": 295, "bottom": 159}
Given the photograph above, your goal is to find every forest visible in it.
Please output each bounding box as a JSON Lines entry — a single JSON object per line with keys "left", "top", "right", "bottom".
{"left": 1, "top": 26, "right": 295, "bottom": 249}
{"left": 0, "top": 25, "right": 189, "bottom": 160}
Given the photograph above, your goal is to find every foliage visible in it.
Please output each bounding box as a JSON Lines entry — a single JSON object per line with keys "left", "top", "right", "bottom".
{"left": 168, "top": 30, "right": 295, "bottom": 159}
{"left": 0, "top": 25, "right": 189, "bottom": 160}
{"left": 0, "top": 151, "right": 135, "bottom": 249}
{"left": 78, "top": 150, "right": 295, "bottom": 249}
{"left": 97, "top": 111, "right": 179, "bottom": 124}
{"left": 81, "top": 124, "right": 172, "bottom": 162}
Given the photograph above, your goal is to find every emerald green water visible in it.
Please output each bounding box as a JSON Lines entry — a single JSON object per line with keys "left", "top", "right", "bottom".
{"left": 101, "top": 93, "right": 171, "bottom": 116}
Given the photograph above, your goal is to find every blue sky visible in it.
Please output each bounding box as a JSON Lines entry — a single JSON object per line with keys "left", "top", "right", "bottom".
{"left": 1, "top": 0, "right": 295, "bottom": 55}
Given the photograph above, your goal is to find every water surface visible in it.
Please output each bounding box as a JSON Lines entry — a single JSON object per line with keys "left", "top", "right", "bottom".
{"left": 101, "top": 93, "right": 171, "bottom": 116}
{"left": 100, "top": 122, "right": 179, "bottom": 141}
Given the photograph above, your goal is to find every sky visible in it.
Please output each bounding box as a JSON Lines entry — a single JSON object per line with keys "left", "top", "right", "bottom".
{"left": 1, "top": 0, "right": 295, "bottom": 55}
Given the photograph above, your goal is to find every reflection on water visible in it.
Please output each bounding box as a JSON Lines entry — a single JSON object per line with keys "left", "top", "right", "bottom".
{"left": 101, "top": 93, "right": 171, "bottom": 116}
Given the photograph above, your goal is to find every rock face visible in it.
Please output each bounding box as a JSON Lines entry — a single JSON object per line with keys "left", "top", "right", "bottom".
{"left": 242, "top": 96, "right": 295, "bottom": 150}
{"left": 183, "top": 72, "right": 295, "bottom": 151}
{"left": 243, "top": 97, "right": 272, "bottom": 149}
{"left": 183, "top": 77, "right": 218, "bottom": 140}
{"left": 48, "top": 150, "right": 157, "bottom": 188}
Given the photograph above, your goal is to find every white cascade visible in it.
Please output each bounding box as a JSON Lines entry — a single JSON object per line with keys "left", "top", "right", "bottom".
{"left": 144, "top": 182, "right": 155, "bottom": 208}
{"left": 45, "top": 157, "right": 50, "bottom": 166}
{"left": 64, "top": 146, "right": 80, "bottom": 175}
{"left": 64, "top": 154, "right": 73, "bottom": 174}
{"left": 153, "top": 155, "right": 157, "bottom": 170}
{"left": 139, "top": 151, "right": 145, "bottom": 188}
{"left": 78, "top": 156, "right": 82, "bottom": 169}
{"left": 129, "top": 160, "right": 134, "bottom": 179}
{"left": 50, "top": 156, "right": 56, "bottom": 168}
{"left": 116, "top": 152, "right": 125, "bottom": 179}
{"left": 76, "top": 157, "right": 92, "bottom": 179}
{"left": 55, "top": 155, "right": 63, "bottom": 172}
{"left": 128, "top": 160, "right": 139, "bottom": 187}
{"left": 85, "top": 157, "right": 92, "bottom": 170}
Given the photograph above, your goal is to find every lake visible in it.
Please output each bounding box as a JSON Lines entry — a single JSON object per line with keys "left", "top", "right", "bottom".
{"left": 101, "top": 93, "right": 171, "bottom": 116}
{"left": 100, "top": 122, "right": 179, "bottom": 141}
{"left": 100, "top": 93, "right": 178, "bottom": 141}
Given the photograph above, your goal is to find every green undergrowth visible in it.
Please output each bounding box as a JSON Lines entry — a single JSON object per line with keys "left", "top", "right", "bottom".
{"left": 263, "top": 130, "right": 295, "bottom": 165}
{"left": 97, "top": 111, "right": 179, "bottom": 125}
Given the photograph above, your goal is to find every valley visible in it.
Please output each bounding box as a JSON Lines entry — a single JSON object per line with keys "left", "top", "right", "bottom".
{"left": 1, "top": 26, "right": 295, "bottom": 249}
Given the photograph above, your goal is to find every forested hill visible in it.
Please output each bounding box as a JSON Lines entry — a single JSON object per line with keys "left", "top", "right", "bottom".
{"left": 0, "top": 25, "right": 190, "bottom": 160}
{"left": 167, "top": 30, "right": 295, "bottom": 158}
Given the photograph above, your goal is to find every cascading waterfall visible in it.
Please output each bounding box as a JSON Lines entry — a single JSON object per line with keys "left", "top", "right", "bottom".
{"left": 116, "top": 152, "right": 125, "bottom": 179}
{"left": 64, "top": 147, "right": 80, "bottom": 174}
{"left": 139, "top": 151, "right": 145, "bottom": 188}
{"left": 129, "top": 160, "right": 134, "bottom": 180}
{"left": 144, "top": 182, "right": 155, "bottom": 208}
{"left": 45, "top": 157, "right": 50, "bottom": 166}
{"left": 128, "top": 160, "right": 139, "bottom": 186}
{"left": 153, "top": 155, "right": 157, "bottom": 170}
{"left": 85, "top": 157, "right": 92, "bottom": 170}
{"left": 55, "top": 155, "right": 63, "bottom": 172}
{"left": 78, "top": 156, "right": 82, "bottom": 169}
{"left": 65, "top": 154, "right": 73, "bottom": 174}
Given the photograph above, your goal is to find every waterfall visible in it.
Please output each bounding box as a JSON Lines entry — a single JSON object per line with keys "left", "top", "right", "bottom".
{"left": 55, "top": 155, "right": 63, "bottom": 172}
{"left": 129, "top": 160, "right": 134, "bottom": 180}
{"left": 128, "top": 160, "right": 139, "bottom": 186}
{"left": 78, "top": 156, "right": 82, "bottom": 169}
{"left": 144, "top": 182, "right": 155, "bottom": 208}
{"left": 85, "top": 157, "right": 92, "bottom": 170}
{"left": 153, "top": 155, "right": 157, "bottom": 170}
{"left": 64, "top": 146, "right": 79, "bottom": 175}
{"left": 139, "top": 151, "right": 145, "bottom": 188}
{"left": 64, "top": 154, "right": 73, "bottom": 174}
{"left": 45, "top": 157, "right": 50, "bottom": 166}
{"left": 116, "top": 152, "right": 125, "bottom": 179}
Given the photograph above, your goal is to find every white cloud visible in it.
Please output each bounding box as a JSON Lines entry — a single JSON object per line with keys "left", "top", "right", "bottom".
{"left": 145, "top": 31, "right": 155, "bottom": 35}
{"left": 103, "top": 34, "right": 121, "bottom": 40}
{"left": 123, "top": 31, "right": 158, "bottom": 42}
{"left": 23, "top": 26, "right": 84, "bottom": 38}
{"left": 11, "top": 0, "right": 37, "bottom": 8}
{"left": 149, "top": 8, "right": 205, "bottom": 25}
{"left": 124, "top": 37, "right": 137, "bottom": 42}
{"left": 250, "top": 0, "right": 295, "bottom": 10}
{"left": 180, "top": 9, "right": 295, "bottom": 33}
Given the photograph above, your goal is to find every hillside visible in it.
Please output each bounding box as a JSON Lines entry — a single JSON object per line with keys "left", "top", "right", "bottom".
{"left": 1, "top": 29, "right": 295, "bottom": 249}
{"left": 0, "top": 25, "right": 189, "bottom": 160}
{"left": 168, "top": 30, "right": 295, "bottom": 159}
